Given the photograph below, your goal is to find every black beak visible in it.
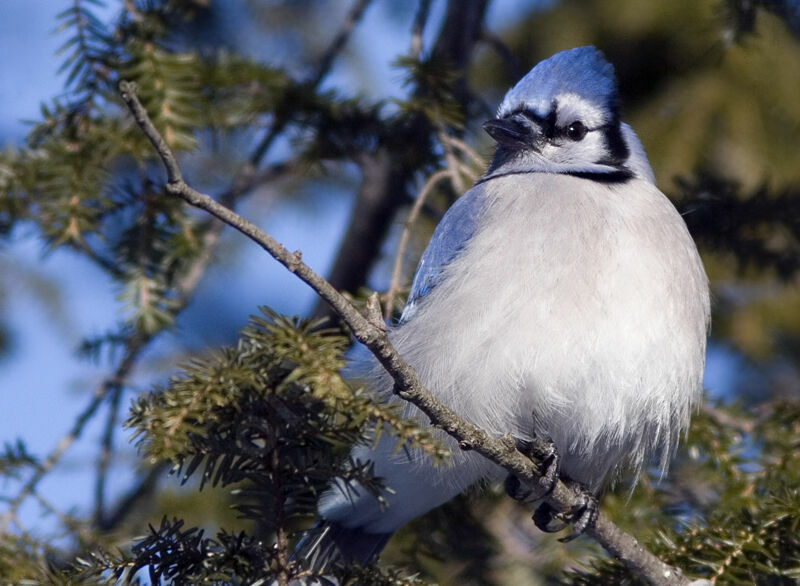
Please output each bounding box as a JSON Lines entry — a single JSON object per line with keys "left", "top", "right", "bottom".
{"left": 483, "top": 115, "right": 543, "bottom": 152}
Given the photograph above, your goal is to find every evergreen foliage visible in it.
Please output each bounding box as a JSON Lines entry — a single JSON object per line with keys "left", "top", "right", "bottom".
{"left": 2, "top": 0, "right": 800, "bottom": 584}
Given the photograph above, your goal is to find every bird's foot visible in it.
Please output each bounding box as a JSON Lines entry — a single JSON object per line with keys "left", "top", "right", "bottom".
{"left": 504, "top": 434, "right": 560, "bottom": 503}
{"left": 532, "top": 480, "right": 598, "bottom": 543}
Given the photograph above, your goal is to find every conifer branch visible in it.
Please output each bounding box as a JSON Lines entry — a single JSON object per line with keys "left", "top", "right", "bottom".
{"left": 120, "top": 82, "right": 696, "bottom": 586}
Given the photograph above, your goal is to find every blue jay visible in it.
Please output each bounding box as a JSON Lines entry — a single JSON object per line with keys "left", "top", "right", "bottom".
{"left": 296, "top": 46, "right": 710, "bottom": 572}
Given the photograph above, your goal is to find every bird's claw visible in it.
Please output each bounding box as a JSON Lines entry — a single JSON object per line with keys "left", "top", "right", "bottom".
{"left": 505, "top": 434, "right": 598, "bottom": 542}
{"left": 504, "top": 434, "right": 560, "bottom": 503}
{"left": 532, "top": 481, "right": 598, "bottom": 542}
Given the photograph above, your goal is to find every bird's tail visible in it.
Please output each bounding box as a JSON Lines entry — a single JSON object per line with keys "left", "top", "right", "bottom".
{"left": 292, "top": 519, "right": 392, "bottom": 573}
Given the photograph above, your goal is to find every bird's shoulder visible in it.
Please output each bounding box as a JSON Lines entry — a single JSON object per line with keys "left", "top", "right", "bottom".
{"left": 400, "top": 183, "right": 489, "bottom": 322}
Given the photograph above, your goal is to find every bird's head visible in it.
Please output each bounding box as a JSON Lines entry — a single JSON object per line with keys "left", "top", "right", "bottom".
{"left": 483, "top": 46, "right": 652, "bottom": 183}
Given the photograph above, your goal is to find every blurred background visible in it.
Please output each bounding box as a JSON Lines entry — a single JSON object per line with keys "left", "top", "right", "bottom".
{"left": 1, "top": 0, "right": 800, "bottom": 583}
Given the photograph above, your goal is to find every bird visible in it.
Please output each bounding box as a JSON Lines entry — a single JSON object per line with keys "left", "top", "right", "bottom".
{"left": 295, "top": 46, "right": 710, "bottom": 574}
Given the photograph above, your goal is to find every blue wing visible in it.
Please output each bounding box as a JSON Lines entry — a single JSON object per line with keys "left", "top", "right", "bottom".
{"left": 400, "top": 185, "right": 487, "bottom": 323}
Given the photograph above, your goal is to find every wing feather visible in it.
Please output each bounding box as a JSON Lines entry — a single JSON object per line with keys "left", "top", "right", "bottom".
{"left": 400, "top": 185, "right": 487, "bottom": 322}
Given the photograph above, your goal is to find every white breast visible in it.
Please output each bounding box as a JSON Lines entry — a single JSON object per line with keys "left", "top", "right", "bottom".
{"left": 390, "top": 173, "right": 710, "bottom": 487}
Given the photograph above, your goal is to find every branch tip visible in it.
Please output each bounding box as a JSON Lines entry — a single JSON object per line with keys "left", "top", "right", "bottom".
{"left": 118, "top": 79, "right": 136, "bottom": 98}
{"left": 366, "top": 292, "right": 387, "bottom": 331}
{"left": 118, "top": 80, "right": 183, "bottom": 184}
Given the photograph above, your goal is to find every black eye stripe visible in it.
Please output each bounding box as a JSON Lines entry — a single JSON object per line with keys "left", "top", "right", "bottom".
{"left": 503, "top": 108, "right": 608, "bottom": 135}
{"left": 500, "top": 107, "right": 621, "bottom": 150}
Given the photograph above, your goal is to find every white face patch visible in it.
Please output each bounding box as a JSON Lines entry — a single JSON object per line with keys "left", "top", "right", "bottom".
{"left": 542, "top": 130, "right": 609, "bottom": 166}
{"left": 555, "top": 92, "right": 610, "bottom": 129}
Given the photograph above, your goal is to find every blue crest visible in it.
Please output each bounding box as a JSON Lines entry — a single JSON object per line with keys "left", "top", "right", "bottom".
{"left": 498, "top": 46, "right": 618, "bottom": 118}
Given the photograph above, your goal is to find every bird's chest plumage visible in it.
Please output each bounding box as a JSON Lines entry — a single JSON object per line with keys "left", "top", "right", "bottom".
{"left": 392, "top": 173, "right": 709, "bottom": 486}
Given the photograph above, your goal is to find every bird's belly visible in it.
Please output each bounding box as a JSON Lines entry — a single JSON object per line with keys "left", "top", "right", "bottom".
{"left": 394, "top": 179, "right": 707, "bottom": 487}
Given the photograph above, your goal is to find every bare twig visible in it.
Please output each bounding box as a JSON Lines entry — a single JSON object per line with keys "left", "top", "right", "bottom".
{"left": 440, "top": 133, "right": 487, "bottom": 171}
{"left": 384, "top": 169, "right": 450, "bottom": 319}
{"left": 120, "top": 81, "right": 694, "bottom": 586}
{"left": 456, "top": 160, "right": 479, "bottom": 181}
{"left": 437, "top": 126, "right": 467, "bottom": 194}
{"left": 366, "top": 291, "right": 387, "bottom": 330}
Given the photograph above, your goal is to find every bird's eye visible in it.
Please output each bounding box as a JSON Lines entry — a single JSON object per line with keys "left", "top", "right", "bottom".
{"left": 566, "top": 121, "right": 587, "bottom": 141}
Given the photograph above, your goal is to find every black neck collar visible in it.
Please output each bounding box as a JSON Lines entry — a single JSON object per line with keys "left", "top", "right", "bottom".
{"left": 475, "top": 167, "right": 634, "bottom": 187}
